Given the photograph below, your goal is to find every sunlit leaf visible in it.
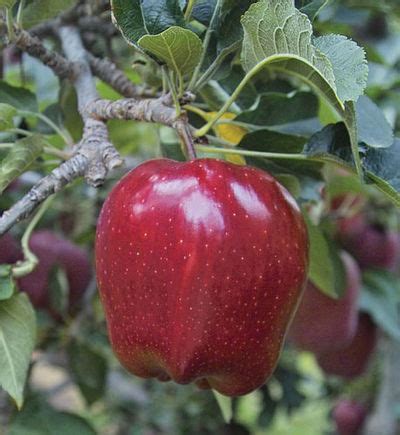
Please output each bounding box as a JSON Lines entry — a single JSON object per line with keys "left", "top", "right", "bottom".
{"left": 111, "top": 0, "right": 185, "bottom": 48}
{"left": 138, "top": 27, "right": 202, "bottom": 76}
{"left": 0, "top": 293, "right": 36, "bottom": 409}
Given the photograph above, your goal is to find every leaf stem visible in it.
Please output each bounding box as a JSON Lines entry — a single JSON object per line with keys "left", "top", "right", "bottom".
{"left": 5, "top": 130, "right": 70, "bottom": 159}
{"left": 12, "top": 196, "right": 54, "bottom": 278}
{"left": 9, "top": 128, "right": 32, "bottom": 136}
{"left": 16, "top": 0, "right": 25, "bottom": 27}
{"left": 19, "top": 110, "right": 74, "bottom": 146}
{"left": 195, "top": 67, "right": 257, "bottom": 137}
{"left": 196, "top": 144, "right": 307, "bottom": 160}
{"left": 5, "top": 7, "right": 15, "bottom": 41}
{"left": 188, "top": 0, "right": 223, "bottom": 90}
{"left": 194, "top": 54, "right": 346, "bottom": 138}
{"left": 165, "top": 71, "right": 181, "bottom": 116}
{"left": 184, "top": 0, "right": 196, "bottom": 21}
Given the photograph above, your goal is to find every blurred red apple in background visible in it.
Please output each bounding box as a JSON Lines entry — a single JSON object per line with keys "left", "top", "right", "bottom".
{"left": 0, "top": 234, "right": 22, "bottom": 265}
{"left": 337, "top": 214, "right": 399, "bottom": 270}
{"left": 333, "top": 399, "right": 367, "bottom": 435}
{"left": 317, "top": 313, "right": 377, "bottom": 379}
{"left": 96, "top": 158, "right": 309, "bottom": 396}
{"left": 289, "top": 251, "right": 360, "bottom": 354}
{"left": 19, "top": 230, "right": 92, "bottom": 315}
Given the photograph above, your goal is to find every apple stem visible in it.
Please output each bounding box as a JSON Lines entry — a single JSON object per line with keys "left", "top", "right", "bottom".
{"left": 176, "top": 121, "right": 197, "bottom": 160}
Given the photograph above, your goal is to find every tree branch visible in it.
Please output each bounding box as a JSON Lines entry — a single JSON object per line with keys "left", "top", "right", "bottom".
{"left": 0, "top": 23, "right": 197, "bottom": 235}
{"left": 0, "top": 25, "right": 122, "bottom": 235}
{"left": 85, "top": 97, "right": 179, "bottom": 125}
{"left": 0, "top": 22, "right": 76, "bottom": 80}
{"left": 87, "top": 54, "right": 154, "bottom": 98}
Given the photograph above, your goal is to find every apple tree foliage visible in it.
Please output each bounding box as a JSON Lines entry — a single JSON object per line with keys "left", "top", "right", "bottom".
{"left": 0, "top": 0, "right": 400, "bottom": 433}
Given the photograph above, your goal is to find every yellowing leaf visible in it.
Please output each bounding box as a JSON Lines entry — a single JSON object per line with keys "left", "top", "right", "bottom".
{"left": 212, "top": 112, "right": 247, "bottom": 145}
{"left": 212, "top": 112, "right": 247, "bottom": 165}
{"left": 192, "top": 108, "right": 247, "bottom": 165}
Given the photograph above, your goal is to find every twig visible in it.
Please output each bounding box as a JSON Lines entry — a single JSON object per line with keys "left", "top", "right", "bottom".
{"left": 30, "top": 0, "right": 110, "bottom": 37}
{"left": 0, "top": 26, "right": 122, "bottom": 235}
{"left": 87, "top": 53, "right": 154, "bottom": 98}
{"left": 85, "top": 97, "right": 179, "bottom": 125}
{"left": 0, "top": 23, "right": 198, "bottom": 235}
{"left": 0, "top": 22, "right": 76, "bottom": 80}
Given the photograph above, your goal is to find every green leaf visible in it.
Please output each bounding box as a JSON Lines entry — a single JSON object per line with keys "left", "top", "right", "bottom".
{"left": 241, "top": 0, "right": 341, "bottom": 111}
{"left": 304, "top": 124, "right": 400, "bottom": 206}
{"left": 0, "top": 81, "right": 38, "bottom": 112}
{"left": 111, "top": 0, "right": 185, "bottom": 47}
{"left": 8, "top": 394, "right": 96, "bottom": 435}
{"left": 275, "top": 174, "right": 301, "bottom": 198}
{"left": 240, "top": 129, "right": 323, "bottom": 179}
{"left": 48, "top": 267, "right": 69, "bottom": 316}
{"left": 0, "top": 135, "right": 45, "bottom": 195}
{"left": 59, "top": 82, "right": 83, "bottom": 142}
{"left": 305, "top": 216, "right": 344, "bottom": 298}
{"left": 240, "top": 129, "right": 307, "bottom": 153}
{"left": 297, "top": 0, "right": 330, "bottom": 21}
{"left": 363, "top": 138, "right": 400, "bottom": 207}
{"left": 195, "top": 0, "right": 256, "bottom": 88}
{"left": 303, "top": 123, "right": 355, "bottom": 167}
{"left": 68, "top": 340, "right": 108, "bottom": 405}
{"left": 325, "top": 172, "right": 364, "bottom": 200}
{"left": 0, "top": 265, "right": 16, "bottom": 301}
{"left": 22, "top": 0, "right": 77, "bottom": 28}
{"left": 0, "top": 103, "right": 17, "bottom": 131}
{"left": 360, "top": 270, "right": 400, "bottom": 341}
{"left": 237, "top": 92, "right": 318, "bottom": 126}
{"left": 192, "top": 0, "right": 217, "bottom": 24}
{"left": 0, "top": 293, "right": 36, "bottom": 409}
{"left": 138, "top": 26, "right": 203, "bottom": 77}
{"left": 213, "top": 390, "right": 233, "bottom": 423}
{"left": 238, "top": 0, "right": 365, "bottom": 175}
{"left": 0, "top": 0, "right": 16, "bottom": 9}
{"left": 160, "top": 126, "right": 186, "bottom": 161}
{"left": 356, "top": 95, "right": 394, "bottom": 148}
{"left": 314, "top": 34, "right": 368, "bottom": 102}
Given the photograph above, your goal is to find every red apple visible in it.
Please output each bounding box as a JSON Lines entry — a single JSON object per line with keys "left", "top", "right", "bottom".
{"left": 289, "top": 251, "right": 361, "bottom": 354}
{"left": 317, "top": 313, "right": 377, "bottom": 379}
{"left": 96, "top": 158, "right": 309, "bottom": 397}
{"left": 337, "top": 214, "right": 400, "bottom": 270}
{"left": 18, "top": 230, "right": 92, "bottom": 314}
{"left": 0, "top": 234, "right": 22, "bottom": 264}
{"left": 333, "top": 399, "right": 367, "bottom": 435}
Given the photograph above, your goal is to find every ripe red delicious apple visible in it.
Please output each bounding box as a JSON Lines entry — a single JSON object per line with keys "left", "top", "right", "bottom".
{"left": 317, "top": 313, "right": 377, "bottom": 379}
{"left": 333, "top": 399, "right": 367, "bottom": 435}
{"left": 289, "top": 251, "right": 360, "bottom": 354}
{"left": 18, "top": 230, "right": 92, "bottom": 314}
{"left": 337, "top": 214, "right": 400, "bottom": 270}
{"left": 0, "top": 234, "right": 22, "bottom": 264}
{"left": 96, "top": 158, "right": 309, "bottom": 396}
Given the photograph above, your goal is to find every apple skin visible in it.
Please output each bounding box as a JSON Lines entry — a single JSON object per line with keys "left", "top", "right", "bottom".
{"left": 333, "top": 399, "right": 367, "bottom": 435}
{"left": 338, "top": 214, "right": 400, "bottom": 270}
{"left": 18, "top": 230, "right": 92, "bottom": 314}
{"left": 0, "top": 234, "right": 22, "bottom": 265}
{"left": 96, "top": 158, "right": 309, "bottom": 397}
{"left": 289, "top": 251, "right": 361, "bottom": 354}
{"left": 317, "top": 313, "right": 377, "bottom": 379}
